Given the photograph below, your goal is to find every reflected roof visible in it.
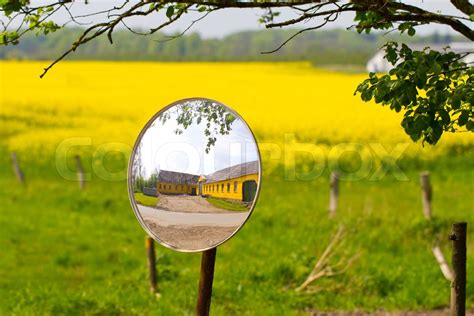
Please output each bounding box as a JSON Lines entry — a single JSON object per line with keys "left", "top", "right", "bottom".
{"left": 157, "top": 160, "right": 259, "bottom": 184}
{"left": 204, "top": 160, "right": 259, "bottom": 183}
{"left": 157, "top": 170, "right": 200, "bottom": 185}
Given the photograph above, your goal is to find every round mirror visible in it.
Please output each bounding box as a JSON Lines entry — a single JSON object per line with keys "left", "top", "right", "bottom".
{"left": 128, "top": 98, "right": 261, "bottom": 252}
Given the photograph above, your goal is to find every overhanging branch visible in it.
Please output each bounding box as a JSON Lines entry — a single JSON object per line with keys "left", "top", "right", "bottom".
{"left": 450, "top": 0, "right": 474, "bottom": 16}
{"left": 1, "top": 0, "right": 471, "bottom": 77}
{"left": 149, "top": 0, "right": 333, "bottom": 8}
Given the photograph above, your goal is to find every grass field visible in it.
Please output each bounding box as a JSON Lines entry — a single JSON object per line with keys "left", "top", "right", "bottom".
{"left": 134, "top": 193, "right": 159, "bottom": 208}
{"left": 0, "top": 61, "right": 472, "bottom": 314}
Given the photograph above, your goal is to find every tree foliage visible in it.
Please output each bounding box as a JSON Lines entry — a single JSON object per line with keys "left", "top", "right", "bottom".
{"left": 1, "top": 0, "right": 473, "bottom": 145}
{"left": 158, "top": 100, "right": 236, "bottom": 153}
{"left": 355, "top": 43, "right": 473, "bottom": 144}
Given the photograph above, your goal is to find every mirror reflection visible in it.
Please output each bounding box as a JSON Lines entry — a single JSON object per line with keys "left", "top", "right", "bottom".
{"left": 129, "top": 98, "right": 261, "bottom": 252}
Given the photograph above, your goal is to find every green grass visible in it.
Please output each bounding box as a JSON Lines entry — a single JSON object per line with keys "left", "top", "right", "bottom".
{"left": 0, "top": 150, "right": 472, "bottom": 315}
{"left": 206, "top": 197, "right": 249, "bottom": 212}
{"left": 134, "top": 192, "right": 159, "bottom": 207}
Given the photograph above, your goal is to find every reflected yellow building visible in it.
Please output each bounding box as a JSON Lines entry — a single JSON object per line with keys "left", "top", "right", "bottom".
{"left": 198, "top": 161, "right": 259, "bottom": 202}
{"left": 155, "top": 161, "right": 259, "bottom": 202}
{"left": 156, "top": 171, "right": 199, "bottom": 195}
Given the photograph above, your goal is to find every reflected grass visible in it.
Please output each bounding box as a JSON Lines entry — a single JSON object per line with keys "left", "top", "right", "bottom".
{"left": 134, "top": 192, "right": 159, "bottom": 207}
{"left": 206, "top": 197, "right": 249, "bottom": 212}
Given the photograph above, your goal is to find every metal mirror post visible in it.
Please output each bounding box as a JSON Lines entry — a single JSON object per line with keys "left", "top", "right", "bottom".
{"left": 128, "top": 98, "right": 261, "bottom": 315}
{"left": 196, "top": 248, "right": 217, "bottom": 316}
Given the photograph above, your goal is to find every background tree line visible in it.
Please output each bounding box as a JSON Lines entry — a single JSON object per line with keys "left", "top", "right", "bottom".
{"left": 0, "top": 27, "right": 461, "bottom": 66}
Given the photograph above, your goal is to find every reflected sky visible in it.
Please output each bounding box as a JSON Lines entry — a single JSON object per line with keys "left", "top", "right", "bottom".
{"left": 138, "top": 105, "right": 259, "bottom": 177}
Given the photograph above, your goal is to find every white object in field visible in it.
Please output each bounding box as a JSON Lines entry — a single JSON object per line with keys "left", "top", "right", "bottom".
{"left": 367, "top": 42, "right": 474, "bottom": 73}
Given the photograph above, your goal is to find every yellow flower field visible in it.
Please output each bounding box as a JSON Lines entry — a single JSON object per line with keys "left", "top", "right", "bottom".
{"left": 1, "top": 61, "right": 473, "bottom": 314}
{"left": 1, "top": 61, "right": 472, "bottom": 165}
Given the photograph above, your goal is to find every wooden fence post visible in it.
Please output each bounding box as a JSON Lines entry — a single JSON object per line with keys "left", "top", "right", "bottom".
{"left": 74, "top": 155, "right": 85, "bottom": 190}
{"left": 450, "top": 222, "right": 467, "bottom": 316}
{"left": 329, "top": 172, "right": 339, "bottom": 218}
{"left": 11, "top": 152, "right": 25, "bottom": 184}
{"left": 145, "top": 236, "right": 158, "bottom": 294}
{"left": 196, "top": 248, "right": 217, "bottom": 316}
{"left": 420, "top": 172, "right": 432, "bottom": 220}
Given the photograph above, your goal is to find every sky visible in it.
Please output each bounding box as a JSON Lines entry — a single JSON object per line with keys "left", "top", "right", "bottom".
{"left": 19, "top": 1, "right": 473, "bottom": 39}
{"left": 137, "top": 101, "right": 259, "bottom": 178}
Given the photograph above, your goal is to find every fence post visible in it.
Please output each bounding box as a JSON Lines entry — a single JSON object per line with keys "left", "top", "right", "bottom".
{"left": 329, "top": 172, "right": 339, "bottom": 218}
{"left": 145, "top": 236, "right": 158, "bottom": 294}
{"left": 75, "top": 155, "right": 85, "bottom": 190}
{"left": 420, "top": 172, "right": 432, "bottom": 220}
{"left": 450, "top": 222, "right": 467, "bottom": 316}
{"left": 11, "top": 152, "right": 25, "bottom": 184}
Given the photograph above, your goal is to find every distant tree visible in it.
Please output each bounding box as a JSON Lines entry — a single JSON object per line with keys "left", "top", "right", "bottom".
{"left": 144, "top": 171, "right": 159, "bottom": 188}
{"left": 1, "top": 0, "right": 472, "bottom": 144}
{"left": 133, "top": 176, "right": 145, "bottom": 192}
{"left": 132, "top": 142, "right": 144, "bottom": 191}
{"left": 444, "top": 32, "right": 454, "bottom": 44}
{"left": 0, "top": 28, "right": 386, "bottom": 63}
{"left": 432, "top": 31, "right": 441, "bottom": 44}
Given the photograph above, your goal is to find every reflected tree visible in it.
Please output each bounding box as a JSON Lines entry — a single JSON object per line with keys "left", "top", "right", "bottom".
{"left": 132, "top": 142, "right": 144, "bottom": 191}
{"left": 158, "top": 100, "right": 236, "bottom": 153}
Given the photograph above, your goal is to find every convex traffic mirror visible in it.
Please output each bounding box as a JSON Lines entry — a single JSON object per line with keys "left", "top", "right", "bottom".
{"left": 128, "top": 98, "right": 261, "bottom": 252}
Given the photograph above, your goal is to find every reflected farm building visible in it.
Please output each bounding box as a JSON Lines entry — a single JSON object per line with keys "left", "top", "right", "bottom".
{"left": 156, "top": 161, "right": 259, "bottom": 202}
{"left": 198, "top": 161, "right": 258, "bottom": 202}
{"left": 157, "top": 171, "right": 199, "bottom": 195}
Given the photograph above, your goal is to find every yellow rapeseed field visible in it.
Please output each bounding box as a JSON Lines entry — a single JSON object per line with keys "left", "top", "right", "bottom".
{"left": 1, "top": 61, "right": 472, "bottom": 166}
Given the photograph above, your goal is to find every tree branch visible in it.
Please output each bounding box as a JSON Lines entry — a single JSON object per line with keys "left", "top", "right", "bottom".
{"left": 432, "top": 246, "right": 454, "bottom": 282}
{"left": 450, "top": 0, "right": 474, "bottom": 16}
{"left": 147, "top": 0, "right": 332, "bottom": 8}
{"left": 2, "top": 0, "right": 469, "bottom": 76}
{"left": 265, "top": 3, "right": 353, "bottom": 28}
{"left": 383, "top": 1, "right": 474, "bottom": 40}
{"left": 387, "top": 13, "right": 473, "bottom": 40}
{"left": 295, "top": 225, "right": 361, "bottom": 292}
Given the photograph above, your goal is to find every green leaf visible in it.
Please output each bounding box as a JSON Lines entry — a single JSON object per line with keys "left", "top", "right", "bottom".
{"left": 361, "top": 90, "right": 373, "bottom": 102}
{"left": 166, "top": 6, "right": 174, "bottom": 18}
{"left": 438, "top": 110, "right": 450, "bottom": 125}
{"left": 432, "top": 62, "right": 442, "bottom": 74}
{"left": 407, "top": 27, "right": 416, "bottom": 36}
{"left": 458, "top": 110, "right": 469, "bottom": 126}
{"left": 431, "top": 123, "right": 443, "bottom": 144}
{"left": 466, "top": 120, "right": 474, "bottom": 131}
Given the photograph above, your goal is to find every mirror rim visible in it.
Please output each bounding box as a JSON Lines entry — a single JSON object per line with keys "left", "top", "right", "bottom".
{"left": 127, "top": 97, "right": 262, "bottom": 253}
